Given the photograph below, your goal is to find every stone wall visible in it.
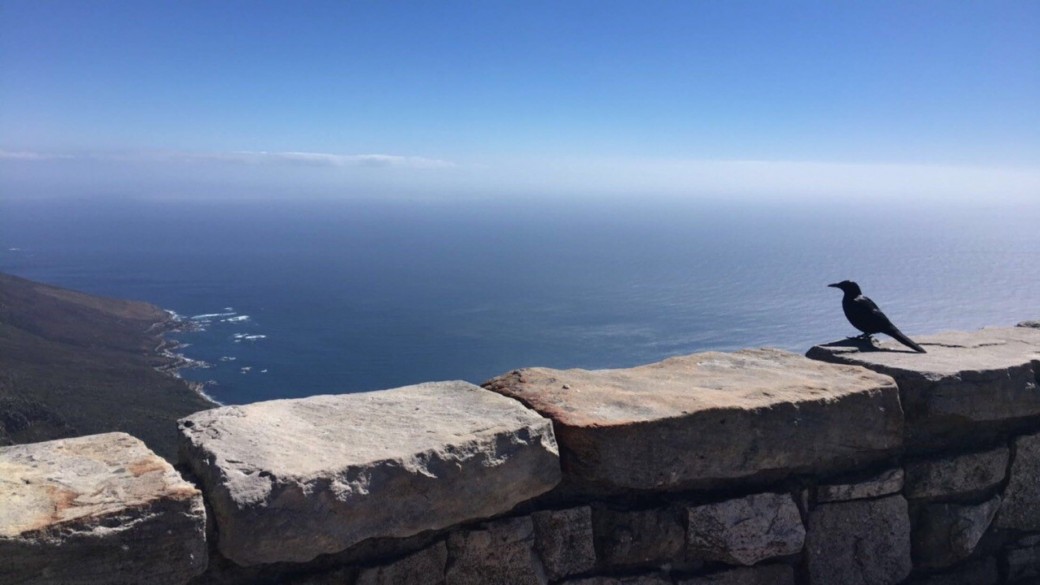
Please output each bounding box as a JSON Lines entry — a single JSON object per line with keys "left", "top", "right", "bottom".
{"left": 3, "top": 322, "right": 1040, "bottom": 585}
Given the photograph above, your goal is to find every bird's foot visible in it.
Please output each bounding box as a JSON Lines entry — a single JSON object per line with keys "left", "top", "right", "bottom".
{"left": 843, "top": 334, "right": 880, "bottom": 350}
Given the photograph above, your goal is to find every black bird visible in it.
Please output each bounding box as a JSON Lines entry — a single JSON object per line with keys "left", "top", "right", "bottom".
{"left": 828, "top": 280, "right": 926, "bottom": 353}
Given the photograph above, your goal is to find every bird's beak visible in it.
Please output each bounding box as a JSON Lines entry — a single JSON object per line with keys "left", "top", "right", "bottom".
{"left": 827, "top": 283, "right": 840, "bottom": 288}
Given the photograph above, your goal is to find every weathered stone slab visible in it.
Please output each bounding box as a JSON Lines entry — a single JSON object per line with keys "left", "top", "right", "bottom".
{"left": 0, "top": 433, "right": 207, "bottom": 585}
{"left": 356, "top": 541, "right": 447, "bottom": 585}
{"left": 997, "top": 431, "right": 1040, "bottom": 531}
{"left": 678, "top": 564, "right": 796, "bottom": 585}
{"left": 686, "top": 493, "right": 805, "bottom": 566}
{"left": 808, "top": 326, "right": 1040, "bottom": 448}
{"left": 593, "top": 506, "right": 686, "bottom": 568}
{"left": 532, "top": 506, "right": 596, "bottom": 580}
{"left": 445, "top": 516, "right": 541, "bottom": 585}
{"left": 818, "top": 468, "right": 904, "bottom": 503}
{"left": 484, "top": 349, "right": 902, "bottom": 493}
{"left": 806, "top": 495, "right": 911, "bottom": 585}
{"left": 904, "top": 446, "right": 1008, "bottom": 499}
{"left": 178, "top": 381, "right": 561, "bottom": 565}
{"left": 912, "top": 496, "right": 1001, "bottom": 568}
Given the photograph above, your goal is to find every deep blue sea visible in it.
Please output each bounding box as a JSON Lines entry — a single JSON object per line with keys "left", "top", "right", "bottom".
{"left": 2, "top": 195, "right": 1037, "bottom": 405}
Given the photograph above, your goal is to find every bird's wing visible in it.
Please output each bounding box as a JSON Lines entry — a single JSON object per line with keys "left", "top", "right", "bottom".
{"left": 856, "top": 295, "right": 925, "bottom": 351}
{"left": 854, "top": 295, "right": 896, "bottom": 329}
{"left": 859, "top": 295, "right": 885, "bottom": 315}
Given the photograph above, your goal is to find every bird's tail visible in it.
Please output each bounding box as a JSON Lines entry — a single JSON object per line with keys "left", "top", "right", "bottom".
{"left": 888, "top": 327, "right": 926, "bottom": 353}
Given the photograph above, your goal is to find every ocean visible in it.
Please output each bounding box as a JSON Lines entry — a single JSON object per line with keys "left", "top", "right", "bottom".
{"left": 2, "top": 195, "right": 1037, "bottom": 405}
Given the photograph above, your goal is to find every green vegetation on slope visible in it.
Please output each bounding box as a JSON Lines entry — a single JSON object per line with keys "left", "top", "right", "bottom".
{"left": 0, "top": 272, "right": 215, "bottom": 461}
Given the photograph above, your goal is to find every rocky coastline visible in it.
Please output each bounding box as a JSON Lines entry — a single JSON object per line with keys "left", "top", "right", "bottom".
{"left": 0, "top": 271, "right": 218, "bottom": 461}
{"left": 152, "top": 314, "right": 222, "bottom": 406}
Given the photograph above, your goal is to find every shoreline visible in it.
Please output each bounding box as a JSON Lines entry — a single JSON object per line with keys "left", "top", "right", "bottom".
{"left": 152, "top": 310, "right": 223, "bottom": 407}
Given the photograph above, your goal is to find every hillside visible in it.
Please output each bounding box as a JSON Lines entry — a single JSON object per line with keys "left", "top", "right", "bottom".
{"left": 0, "top": 272, "right": 215, "bottom": 461}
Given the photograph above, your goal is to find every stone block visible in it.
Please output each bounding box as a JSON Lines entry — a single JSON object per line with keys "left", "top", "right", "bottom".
{"left": 593, "top": 506, "right": 685, "bottom": 568}
{"left": 484, "top": 349, "right": 902, "bottom": 493}
{"left": 0, "top": 433, "right": 207, "bottom": 585}
{"left": 356, "top": 541, "right": 447, "bottom": 585}
{"left": 808, "top": 326, "right": 1040, "bottom": 449}
{"left": 818, "top": 468, "right": 904, "bottom": 503}
{"left": 564, "top": 574, "right": 672, "bottom": 585}
{"left": 904, "top": 446, "right": 1008, "bottom": 499}
{"left": 686, "top": 493, "right": 805, "bottom": 566}
{"left": 532, "top": 506, "right": 596, "bottom": 580}
{"left": 178, "top": 381, "right": 561, "bottom": 565}
{"left": 998, "top": 431, "right": 1040, "bottom": 531}
{"left": 806, "top": 495, "right": 911, "bottom": 585}
{"left": 910, "top": 557, "right": 999, "bottom": 585}
{"left": 912, "top": 496, "right": 1001, "bottom": 568}
{"left": 1005, "top": 534, "right": 1040, "bottom": 583}
{"left": 291, "top": 568, "right": 357, "bottom": 585}
{"left": 445, "top": 516, "right": 541, "bottom": 585}
{"left": 677, "top": 564, "right": 796, "bottom": 585}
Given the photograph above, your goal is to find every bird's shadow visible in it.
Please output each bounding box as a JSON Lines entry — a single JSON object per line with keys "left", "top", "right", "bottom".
{"left": 820, "top": 337, "right": 922, "bottom": 354}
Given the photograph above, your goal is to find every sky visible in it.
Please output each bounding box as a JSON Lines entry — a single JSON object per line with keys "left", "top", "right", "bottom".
{"left": 2, "top": 1, "right": 1039, "bottom": 202}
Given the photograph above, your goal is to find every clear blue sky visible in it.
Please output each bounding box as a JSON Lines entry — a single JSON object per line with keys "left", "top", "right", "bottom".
{"left": 2, "top": 1, "right": 1038, "bottom": 201}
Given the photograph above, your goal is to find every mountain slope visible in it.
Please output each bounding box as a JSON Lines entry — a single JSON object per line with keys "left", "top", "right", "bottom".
{"left": 0, "top": 272, "right": 215, "bottom": 461}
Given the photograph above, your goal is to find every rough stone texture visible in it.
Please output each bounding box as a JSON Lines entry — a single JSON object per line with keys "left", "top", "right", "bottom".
{"left": 594, "top": 506, "right": 686, "bottom": 568}
{"left": 1005, "top": 534, "right": 1040, "bottom": 583}
{"left": 178, "top": 381, "right": 561, "bottom": 565}
{"left": 912, "top": 496, "right": 1001, "bottom": 568}
{"left": 292, "top": 567, "right": 359, "bottom": 585}
{"left": 0, "top": 432, "right": 207, "bottom": 585}
{"left": 818, "top": 468, "right": 904, "bottom": 503}
{"left": 904, "top": 446, "right": 1009, "bottom": 500}
{"left": 686, "top": 492, "right": 805, "bottom": 566}
{"left": 999, "top": 431, "right": 1040, "bottom": 531}
{"left": 677, "top": 564, "right": 796, "bottom": 585}
{"left": 532, "top": 506, "right": 596, "bottom": 580}
{"left": 806, "top": 495, "right": 912, "bottom": 585}
{"left": 356, "top": 541, "right": 447, "bottom": 585}
{"left": 484, "top": 348, "right": 902, "bottom": 493}
{"left": 445, "top": 516, "right": 541, "bottom": 585}
{"left": 564, "top": 575, "right": 672, "bottom": 585}
{"left": 910, "top": 557, "right": 999, "bottom": 585}
{"left": 808, "top": 326, "right": 1040, "bottom": 449}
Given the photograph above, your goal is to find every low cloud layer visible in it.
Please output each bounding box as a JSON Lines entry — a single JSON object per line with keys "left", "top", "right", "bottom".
{"left": 181, "top": 151, "right": 455, "bottom": 169}
{"left": 0, "top": 149, "right": 454, "bottom": 169}
{"left": 3, "top": 148, "right": 1037, "bottom": 204}
{"left": 468, "top": 157, "right": 1040, "bottom": 203}
{"left": 0, "top": 150, "right": 75, "bottom": 161}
